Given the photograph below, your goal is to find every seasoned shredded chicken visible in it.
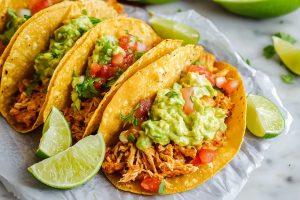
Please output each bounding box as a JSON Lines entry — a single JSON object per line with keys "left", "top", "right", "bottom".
{"left": 9, "top": 79, "right": 48, "bottom": 128}
{"left": 63, "top": 97, "right": 101, "bottom": 141}
{"left": 102, "top": 130, "right": 226, "bottom": 184}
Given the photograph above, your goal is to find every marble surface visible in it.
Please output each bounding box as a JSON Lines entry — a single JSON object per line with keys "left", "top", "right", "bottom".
{"left": 1, "top": 0, "right": 299, "bottom": 199}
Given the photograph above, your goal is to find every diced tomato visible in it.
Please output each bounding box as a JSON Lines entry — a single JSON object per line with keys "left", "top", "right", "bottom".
{"left": 215, "top": 76, "right": 227, "bottom": 88}
{"left": 222, "top": 79, "right": 239, "bottom": 96}
{"left": 191, "top": 149, "right": 216, "bottom": 166}
{"left": 134, "top": 99, "right": 152, "bottom": 119}
{"left": 119, "top": 35, "right": 130, "bottom": 50}
{"left": 31, "top": 0, "right": 51, "bottom": 14}
{"left": 94, "top": 78, "right": 106, "bottom": 90}
{"left": 187, "top": 65, "right": 215, "bottom": 85}
{"left": 99, "top": 65, "right": 117, "bottom": 79}
{"left": 90, "top": 63, "right": 102, "bottom": 78}
{"left": 198, "top": 149, "right": 216, "bottom": 164}
{"left": 140, "top": 177, "right": 162, "bottom": 193}
{"left": 181, "top": 87, "right": 195, "bottom": 115}
{"left": 111, "top": 53, "right": 124, "bottom": 67}
{"left": 123, "top": 52, "right": 134, "bottom": 68}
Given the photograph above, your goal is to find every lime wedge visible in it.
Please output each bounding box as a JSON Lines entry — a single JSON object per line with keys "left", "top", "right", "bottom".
{"left": 273, "top": 36, "right": 300, "bottom": 75}
{"left": 28, "top": 134, "right": 106, "bottom": 189}
{"left": 213, "top": 0, "right": 300, "bottom": 18}
{"left": 36, "top": 107, "right": 71, "bottom": 159}
{"left": 247, "top": 94, "right": 284, "bottom": 138}
{"left": 149, "top": 17, "right": 200, "bottom": 45}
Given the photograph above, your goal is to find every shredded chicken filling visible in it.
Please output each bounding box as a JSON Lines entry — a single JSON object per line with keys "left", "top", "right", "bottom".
{"left": 9, "top": 79, "right": 48, "bottom": 128}
{"left": 63, "top": 97, "right": 101, "bottom": 141}
{"left": 102, "top": 93, "right": 232, "bottom": 183}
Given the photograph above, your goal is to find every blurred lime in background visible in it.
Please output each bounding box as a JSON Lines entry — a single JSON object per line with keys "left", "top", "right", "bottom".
{"left": 213, "top": 0, "right": 300, "bottom": 18}
{"left": 149, "top": 17, "right": 200, "bottom": 45}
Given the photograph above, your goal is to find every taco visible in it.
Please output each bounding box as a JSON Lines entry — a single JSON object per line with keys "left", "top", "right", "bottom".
{"left": 0, "top": 0, "right": 65, "bottom": 55}
{"left": 42, "top": 18, "right": 185, "bottom": 142}
{"left": 100, "top": 44, "right": 246, "bottom": 194}
{"left": 0, "top": 0, "right": 118, "bottom": 132}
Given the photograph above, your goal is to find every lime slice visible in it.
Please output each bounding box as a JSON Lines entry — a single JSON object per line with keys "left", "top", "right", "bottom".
{"left": 36, "top": 107, "right": 71, "bottom": 159}
{"left": 247, "top": 94, "right": 284, "bottom": 138}
{"left": 273, "top": 36, "right": 300, "bottom": 75}
{"left": 28, "top": 134, "right": 106, "bottom": 189}
{"left": 149, "top": 17, "right": 200, "bottom": 45}
{"left": 213, "top": 0, "right": 300, "bottom": 18}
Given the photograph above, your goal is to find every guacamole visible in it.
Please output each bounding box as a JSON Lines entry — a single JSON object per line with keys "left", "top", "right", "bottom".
{"left": 0, "top": 9, "right": 29, "bottom": 45}
{"left": 34, "top": 15, "right": 100, "bottom": 80}
{"left": 136, "top": 72, "right": 227, "bottom": 150}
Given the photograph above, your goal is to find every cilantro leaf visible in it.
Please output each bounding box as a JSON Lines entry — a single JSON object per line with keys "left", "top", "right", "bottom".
{"left": 281, "top": 73, "right": 295, "bottom": 84}
{"left": 75, "top": 77, "right": 100, "bottom": 98}
{"left": 120, "top": 103, "right": 140, "bottom": 127}
{"left": 89, "top": 17, "right": 101, "bottom": 25}
{"left": 246, "top": 58, "right": 251, "bottom": 65}
{"left": 274, "top": 32, "right": 297, "bottom": 44}
{"left": 165, "top": 91, "right": 179, "bottom": 98}
{"left": 134, "top": 51, "right": 144, "bottom": 60}
{"left": 263, "top": 45, "right": 276, "bottom": 59}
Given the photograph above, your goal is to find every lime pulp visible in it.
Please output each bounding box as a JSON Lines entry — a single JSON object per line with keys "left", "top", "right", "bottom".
{"left": 273, "top": 36, "right": 300, "bottom": 75}
{"left": 29, "top": 134, "right": 106, "bottom": 189}
{"left": 36, "top": 107, "right": 72, "bottom": 159}
{"left": 246, "top": 94, "right": 284, "bottom": 138}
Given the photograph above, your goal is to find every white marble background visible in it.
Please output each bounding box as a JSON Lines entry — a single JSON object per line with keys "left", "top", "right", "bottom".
{"left": 1, "top": 0, "right": 299, "bottom": 199}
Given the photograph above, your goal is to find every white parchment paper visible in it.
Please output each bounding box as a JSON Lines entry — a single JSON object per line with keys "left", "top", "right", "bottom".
{"left": 0, "top": 7, "right": 292, "bottom": 200}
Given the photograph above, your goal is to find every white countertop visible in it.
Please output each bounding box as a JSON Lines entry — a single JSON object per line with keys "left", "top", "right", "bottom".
{"left": 1, "top": 0, "right": 299, "bottom": 199}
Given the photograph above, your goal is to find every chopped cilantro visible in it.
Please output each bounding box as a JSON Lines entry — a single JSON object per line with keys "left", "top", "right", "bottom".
{"left": 25, "top": 74, "right": 40, "bottom": 96}
{"left": 75, "top": 77, "right": 100, "bottom": 98}
{"left": 192, "top": 59, "right": 202, "bottom": 65}
{"left": 177, "top": 9, "right": 182, "bottom": 12}
{"left": 158, "top": 180, "right": 166, "bottom": 195}
{"left": 165, "top": 91, "right": 179, "bottom": 98}
{"left": 246, "top": 58, "right": 251, "bottom": 65}
{"left": 134, "top": 51, "right": 144, "bottom": 60}
{"left": 89, "top": 17, "right": 101, "bottom": 25}
{"left": 127, "top": 133, "right": 135, "bottom": 142}
{"left": 274, "top": 32, "right": 297, "bottom": 44}
{"left": 281, "top": 73, "right": 295, "bottom": 84}
{"left": 120, "top": 103, "right": 140, "bottom": 127}
{"left": 263, "top": 45, "right": 276, "bottom": 59}
{"left": 81, "top": 9, "right": 88, "bottom": 15}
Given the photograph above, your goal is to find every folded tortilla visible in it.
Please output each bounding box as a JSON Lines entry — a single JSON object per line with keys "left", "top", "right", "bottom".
{"left": 99, "top": 45, "right": 246, "bottom": 195}
{"left": 0, "top": 0, "right": 118, "bottom": 132}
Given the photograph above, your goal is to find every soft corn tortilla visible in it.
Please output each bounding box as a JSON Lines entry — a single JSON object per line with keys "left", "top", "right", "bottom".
{"left": 43, "top": 18, "right": 184, "bottom": 139}
{"left": 0, "top": 0, "right": 118, "bottom": 133}
{"left": 99, "top": 45, "right": 246, "bottom": 195}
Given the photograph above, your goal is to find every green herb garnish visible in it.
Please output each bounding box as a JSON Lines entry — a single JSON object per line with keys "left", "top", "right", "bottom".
{"left": 263, "top": 45, "right": 276, "bottom": 59}
{"left": 165, "top": 91, "right": 179, "bottom": 98}
{"left": 120, "top": 103, "right": 140, "bottom": 127}
{"left": 134, "top": 51, "right": 144, "bottom": 60}
{"left": 281, "top": 73, "right": 295, "bottom": 84}
{"left": 75, "top": 77, "right": 100, "bottom": 98}
{"left": 102, "top": 69, "right": 124, "bottom": 90}
{"left": 246, "top": 58, "right": 251, "bottom": 65}
{"left": 274, "top": 32, "right": 297, "bottom": 44}
{"left": 127, "top": 133, "right": 135, "bottom": 142}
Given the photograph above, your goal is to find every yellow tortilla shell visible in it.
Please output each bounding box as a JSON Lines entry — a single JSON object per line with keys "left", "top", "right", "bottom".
{"left": 99, "top": 46, "right": 246, "bottom": 195}
{"left": 43, "top": 18, "right": 175, "bottom": 139}
{"left": 0, "top": 0, "right": 118, "bottom": 132}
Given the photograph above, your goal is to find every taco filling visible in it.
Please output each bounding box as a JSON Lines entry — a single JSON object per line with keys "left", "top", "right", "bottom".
{"left": 63, "top": 33, "right": 149, "bottom": 141}
{"left": 9, "top": 13, "right": 101, "bottom": 128}
{"left": 102, "top": 63, "right": 240, "bottom": 193}
{"left": 0, "top": 8, "right": 31, "bottom": 53}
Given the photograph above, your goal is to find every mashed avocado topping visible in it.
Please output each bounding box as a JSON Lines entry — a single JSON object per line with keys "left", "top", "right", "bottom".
{"left": 0, "top": 9, "right": 30, "bottom": 45}
{"left": 34, "top": 14, "right": 100, "bottom": 80}
{"left": 136, "top": 72, "right": 227, "bottom": 150}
